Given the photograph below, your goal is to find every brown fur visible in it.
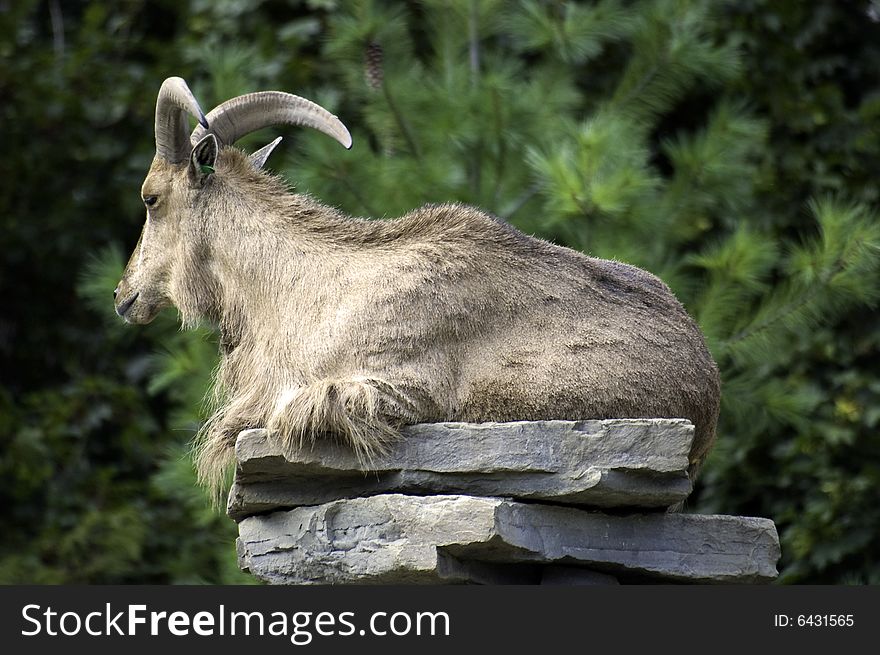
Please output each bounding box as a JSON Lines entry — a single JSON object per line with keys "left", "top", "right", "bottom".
{"left": 116, "top": 147, "right": 721, "bottom": 503}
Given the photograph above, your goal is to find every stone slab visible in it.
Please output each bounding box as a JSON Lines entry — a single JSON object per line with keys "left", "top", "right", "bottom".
{"left": 237, "top": 494, "right": 780, "bottom": 585}
{"left": 228, "top": 419, "right": 695, "bottom": 520}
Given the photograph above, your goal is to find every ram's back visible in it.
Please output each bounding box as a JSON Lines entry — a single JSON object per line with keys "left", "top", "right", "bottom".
{"left": 351, "top": 203, "right": 720, "bottom": 465}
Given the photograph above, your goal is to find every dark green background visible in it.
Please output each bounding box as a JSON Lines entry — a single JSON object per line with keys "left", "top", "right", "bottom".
{"left": 2, "top": 0, "right": 878, "bottom": 584}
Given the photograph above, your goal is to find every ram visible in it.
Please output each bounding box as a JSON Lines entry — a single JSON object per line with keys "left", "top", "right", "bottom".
{"left": 115, "top": 77, "right": 721, "bottom": 500}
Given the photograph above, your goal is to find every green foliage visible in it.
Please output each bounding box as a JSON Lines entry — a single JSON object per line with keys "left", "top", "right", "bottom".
{"left": 0, "top": 0, "right": 251, "bottom": 584}
{"left": 718, "top": 199, "right": 880, "bottom": 370}
{"left": 502, "top": 0, "right": 636, "bottom": 65}
{"left": 2, "top": 0, "right": 878, "bottom": 584}
{"left": 611, "top": 0, "right": 741, "bottom": 122}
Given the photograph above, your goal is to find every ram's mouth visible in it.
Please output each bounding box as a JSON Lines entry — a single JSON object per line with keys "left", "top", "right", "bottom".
{"left": 116, "top": 292, "right": 139, "bottom": 319}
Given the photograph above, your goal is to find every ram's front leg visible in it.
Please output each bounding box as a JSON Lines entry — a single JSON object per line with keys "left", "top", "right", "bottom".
{"left": 267, "top": 376, "right": 417, "bottom": 462}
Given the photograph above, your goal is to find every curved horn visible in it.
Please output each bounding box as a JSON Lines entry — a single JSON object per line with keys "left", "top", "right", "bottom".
{"left": 190, "top": 91, "right": 352, "bottom": 150}
{"left": 155, "top": 77, "right": 209, "bottom": 164}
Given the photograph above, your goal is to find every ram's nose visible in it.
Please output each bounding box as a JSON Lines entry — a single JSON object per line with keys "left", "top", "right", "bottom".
{"left": 116, "top": 292, "right": 139, "bottom": 318}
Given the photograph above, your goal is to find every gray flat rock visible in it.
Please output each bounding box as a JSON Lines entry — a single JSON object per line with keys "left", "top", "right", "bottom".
{"left": 228, "top": 419, "right": 695, "bottom": 520}
{"left": 237, "top": 494, "right": 780, "bottom": 585}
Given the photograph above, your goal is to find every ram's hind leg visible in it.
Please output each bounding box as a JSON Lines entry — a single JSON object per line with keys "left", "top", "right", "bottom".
{"left": 267, "top": 377, "right": 416, "bottom": 462}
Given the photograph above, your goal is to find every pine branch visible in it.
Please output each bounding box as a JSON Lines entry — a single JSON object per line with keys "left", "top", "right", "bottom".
{"left": 612, "top": 59, "right": 661, "bottom": 115}
{"left": 500, "top": 184, "right": 540, "bottom": 221}
{"left": 337, "top": 171, "right": 380, "bottom": 217}
{"left": 468, "top": 0, "right": 480, "bottom": 87}
{"left": 381, "top": 81, "right": 422, "bottom": 162}
{"left": 723, "top": 279, "right": 830, "bottom": 350}
{"left": 491, "top": 86, "right": 506, "bottom": 205}
{"left": 721, "top": 216, "right": 878, "bottom": 360}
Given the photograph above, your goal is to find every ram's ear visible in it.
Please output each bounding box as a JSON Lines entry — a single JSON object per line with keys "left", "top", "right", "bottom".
{"left": 189, "top": 133, "right": 218, "bottom": 186}
{"left": 249, "top": 137, "right": 283, "bottom": 170}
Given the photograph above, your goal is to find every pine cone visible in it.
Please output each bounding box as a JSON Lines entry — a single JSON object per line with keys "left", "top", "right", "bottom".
{"left": 364, "top": 41, "right": 384, "bottom": 91}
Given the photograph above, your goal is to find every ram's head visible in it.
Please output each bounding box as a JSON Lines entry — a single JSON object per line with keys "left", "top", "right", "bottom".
{"left": 114, "top": 77, "right": 351, "bottom": 325}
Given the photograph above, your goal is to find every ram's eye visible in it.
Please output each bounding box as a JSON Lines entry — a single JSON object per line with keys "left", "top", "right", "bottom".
{"left": 143, "top": 195, "right": 158, "bottom": 207}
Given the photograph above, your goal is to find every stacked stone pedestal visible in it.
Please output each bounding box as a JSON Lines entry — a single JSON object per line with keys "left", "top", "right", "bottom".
{"left": 231, "top": 419, "right": 780, "bottom": 584}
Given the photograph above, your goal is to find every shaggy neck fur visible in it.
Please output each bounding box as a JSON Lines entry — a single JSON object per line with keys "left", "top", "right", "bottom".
{"left": 187, "top": 149, "right": 415, "bottom": 497}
